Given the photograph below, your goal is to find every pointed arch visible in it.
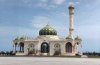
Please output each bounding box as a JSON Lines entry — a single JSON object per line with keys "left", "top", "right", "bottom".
{"left": 41, "top": 42, "right": 49, "bottom": 53}
{"left": 19, "top": 42, "right": 24, "bottom": 52}
{"left": 66, "top": 42, "right": 72, "bottom": 53}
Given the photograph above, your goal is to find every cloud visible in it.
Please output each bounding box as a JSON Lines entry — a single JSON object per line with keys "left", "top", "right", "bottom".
{"left": 0, "top": 26, "right": 38, "bottom": 51}
{"left": 21, "top": 0, "right": 66, "bottom": 9}
{"left": 40, "top": 0, "right": 48, "bottom": 2}
{"left": 77, "top": 23, "right": 100, "bottom": 52}
{"left": 21, "top": 0, "right": 48, "bottom": 8}
{"left": 76, "top": 23, "right": 100, "bottom": 40}
{"left": 30, "top": 15, "right": 68, "bottom": 37}
{"left": 52, "top": 0, "right": 66, "bottom": 5}
{"left": 31, "top": 16, "right": 52, "bottom": 29}
{"left": 0, "top": 26, "right": 38, "bottom": 38}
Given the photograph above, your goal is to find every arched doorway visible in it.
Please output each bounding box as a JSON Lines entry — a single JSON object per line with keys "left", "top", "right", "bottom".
{"left": 41, "top": 42, "right": 49, "bottom": 53}
{"left": 19, "top": 42, "right": 24, "bottom": 52}
{"left": 54, "top": 43, "right": 61, "bottom": 56}
{"left": 66, "top": 42, "right": 72, "bottom": 53}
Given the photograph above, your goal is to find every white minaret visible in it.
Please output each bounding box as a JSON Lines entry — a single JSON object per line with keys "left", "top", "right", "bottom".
{"left": 68, "top": 3, "right": 75, "bottom": 39}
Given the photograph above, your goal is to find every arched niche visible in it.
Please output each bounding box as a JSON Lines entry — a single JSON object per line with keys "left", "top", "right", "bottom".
{"left": 41, "top": 42, "right": 49, "bottom": 53}
{"left": 54, "top": 43, "right": 61, "bottom": 55}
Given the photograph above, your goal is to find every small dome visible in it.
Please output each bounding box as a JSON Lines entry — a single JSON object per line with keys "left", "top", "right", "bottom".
{"left": 66, "top": 35, "right": 73, "bottom": 39}
{"left": 20, "top": 36, "right": 26, "bottom": 40}
{"left": 75, "top": 36, "right": 82, "bottom": 40}
{"left": 20, "top": 37, "right": 25, "bottom": 39}
{"left": 39, "top": 24, "right": 57, "bottom": 35}
{"left": 69, "top": 2, "right": 74, "bottom": 9}
{"left": 15, "top": 37, "right": 18, "bottom": 40}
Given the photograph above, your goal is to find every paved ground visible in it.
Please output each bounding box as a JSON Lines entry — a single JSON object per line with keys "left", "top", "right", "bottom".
{"left": 0, "top": 57, "right": 100, "bottom": 65}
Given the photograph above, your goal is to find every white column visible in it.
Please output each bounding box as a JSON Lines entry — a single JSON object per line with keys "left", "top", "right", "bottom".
{"left": 13, "top": 44, "right": 16, "bottom": 53}
{"left": 61, "top": 42, "right": 65, "bottom": 55}
{"left": 68, "top": 3, "right": 74, "bottom": 39}
{"left": 24, "top": 43, "right": 29, "bottom": 55}
{"left": 49, "top": 42, "right": 54, "bottom": 56}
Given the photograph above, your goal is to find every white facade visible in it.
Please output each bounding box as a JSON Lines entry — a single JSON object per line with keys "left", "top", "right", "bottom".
{"left": 13, "top": 35, "right": 81, "bottom": 56}
{"left": 13, "top": 4, "right": 82, "bottom": 56}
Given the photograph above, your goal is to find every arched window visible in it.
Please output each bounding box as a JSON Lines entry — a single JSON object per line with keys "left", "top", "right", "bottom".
{"left": 66, "top": 42, "right": 72, "bottom": 53}
{"left": 41, "top": 42, "right": 49, "bottom": 53}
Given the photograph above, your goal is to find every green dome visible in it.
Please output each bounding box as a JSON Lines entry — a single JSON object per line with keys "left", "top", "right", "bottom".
{"left": 39, "top": 24, "right": 57, "bottom": 35}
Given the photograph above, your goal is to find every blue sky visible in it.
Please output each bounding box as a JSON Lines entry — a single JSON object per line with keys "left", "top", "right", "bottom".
{"left": 0, "top": 0, "right": 100, "bottom": 52}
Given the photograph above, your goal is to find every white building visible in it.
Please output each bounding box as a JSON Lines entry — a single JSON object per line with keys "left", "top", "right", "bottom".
{"left": 13, "top": 4, "right": 82, "bottom": 56}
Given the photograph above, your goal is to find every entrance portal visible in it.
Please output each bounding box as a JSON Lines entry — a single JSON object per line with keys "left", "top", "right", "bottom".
{"left": 66, "top": 42, "right": 72, "bottom": 53}
{"left": 41, "top": 42, "right": 49, "bottom": 53}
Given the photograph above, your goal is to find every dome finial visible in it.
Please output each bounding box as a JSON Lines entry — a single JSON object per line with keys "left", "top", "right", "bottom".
{"left": 46, "top": 21, "right": 50, "bottom": 26}
{"left": 69, "top": 0, "right": 74, "bottom": 8}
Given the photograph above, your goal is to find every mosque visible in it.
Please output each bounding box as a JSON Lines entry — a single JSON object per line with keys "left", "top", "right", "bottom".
{"left": 13, "top": 4, "right": 82, "bottom": 56}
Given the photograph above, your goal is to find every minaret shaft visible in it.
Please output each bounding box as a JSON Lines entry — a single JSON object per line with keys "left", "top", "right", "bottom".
{"left": 68, "top": 4, "right": 74, "bottom": 39}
